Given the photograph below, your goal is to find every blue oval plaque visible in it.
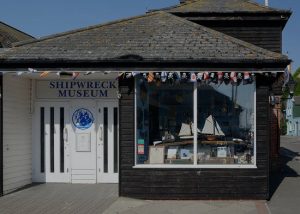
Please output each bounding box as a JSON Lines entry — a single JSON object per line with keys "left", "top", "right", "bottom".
{"left": 72, "top": 108, "right": 94, "bottom": 130}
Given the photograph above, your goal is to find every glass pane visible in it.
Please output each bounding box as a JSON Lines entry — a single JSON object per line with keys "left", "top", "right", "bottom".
{"left": 40, "top": 107, "right": 45, "bottom": 173}
{"left": 104, "top": 107, "right": 108, "bottom": 172}
{"left": 60, "top": 107, "right": 64, "bottom": 173}
{"left": 113, "top": 107, "right": 118, "bottom": 173}
{"left": 136, "top": 77, "right": 194, "bottom": 165}
{"left": 197, "top": 83, "right": 255, "bottom": 165}
{"left": 50, "top": 107, "right": 55, "bottom": 172}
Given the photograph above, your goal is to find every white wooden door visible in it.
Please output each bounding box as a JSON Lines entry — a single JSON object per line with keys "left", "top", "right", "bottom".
{"left": 97, "top": 100, "right": 119, "bottom": 183}
{"left": 70, "top": 101, "right": 97, "bottom": 183}
{"left": 32, "top": 102, "right": 71, "bottom": 183}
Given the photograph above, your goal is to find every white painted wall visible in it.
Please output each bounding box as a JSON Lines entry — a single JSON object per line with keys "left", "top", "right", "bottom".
{"left": 3, "top": 74, "right": 32, "bottom": 194}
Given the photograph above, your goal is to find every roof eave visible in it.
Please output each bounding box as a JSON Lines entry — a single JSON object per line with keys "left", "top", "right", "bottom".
{"left": 170, "top": 10, "right": 292, "bottom": 28}
{"left": 0, "top": 58, "right": 291, "bottom": 71}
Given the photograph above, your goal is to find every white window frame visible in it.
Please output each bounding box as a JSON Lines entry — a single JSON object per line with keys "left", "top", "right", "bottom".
{"left": 134, "top": 80, "right": 257, "bottom": 169}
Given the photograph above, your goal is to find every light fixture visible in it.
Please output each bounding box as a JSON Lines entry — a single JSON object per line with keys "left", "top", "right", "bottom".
{"left": 287, "top": 73, "right": 296, "bottom": 97}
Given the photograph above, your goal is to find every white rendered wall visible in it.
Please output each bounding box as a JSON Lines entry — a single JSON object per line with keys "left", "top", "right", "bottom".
{"left": 3, "top": 74, "right": 32, "bottom": 194}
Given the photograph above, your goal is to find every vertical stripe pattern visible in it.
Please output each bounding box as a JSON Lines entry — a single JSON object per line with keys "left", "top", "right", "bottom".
{"left": 104, "top": 107, "right": 108, "bottom": 173}
{"left": 40, "top": 107, "right": 45, "bottom": 173}
{"left": 50, "top": 107, "right": 54, "bottom": 173}
{"left": 114, "top": 107, "right": 118, "bottom": 173}
{"left": 60, "top": 107, "right": 64, "bottom": 173}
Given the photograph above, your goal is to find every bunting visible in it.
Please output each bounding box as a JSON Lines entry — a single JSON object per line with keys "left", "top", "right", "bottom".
{"left": 40, "top": 71, "right": 50, "bottom": 78}
{"left": 121, "top": 72, "right": 258, "bottom": 85}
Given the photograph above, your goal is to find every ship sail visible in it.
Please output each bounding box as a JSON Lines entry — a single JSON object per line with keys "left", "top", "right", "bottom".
{"left": 178, "top": 123, "right": 192, "bottom": 137}
{"left": 202, "top": 115, "right": 225, "bottom": 136}
{"left": 178, "top": 122, "right": 201, "bottom": 137}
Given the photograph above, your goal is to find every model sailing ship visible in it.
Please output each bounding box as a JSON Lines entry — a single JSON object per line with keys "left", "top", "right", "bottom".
{"left": 178, "top": 115, "right": 225, "bottom": 141}
{"left": 202, "top": 115, "right": 225, "bottom": 140}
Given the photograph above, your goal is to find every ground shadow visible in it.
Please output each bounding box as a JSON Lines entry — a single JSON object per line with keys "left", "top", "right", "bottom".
{"left": 269, "top": 147, "right": 300, "bottom": 199}
{"left": 4, "top": 183, "right": 45, "bottom": 196}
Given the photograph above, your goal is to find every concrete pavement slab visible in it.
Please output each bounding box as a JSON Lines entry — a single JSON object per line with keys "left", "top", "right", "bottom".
{"left": 103, "top": 198, "right": 264, "bottom": 214}
{"left": 267, "top": 136, "right": 300, "bottom": 214}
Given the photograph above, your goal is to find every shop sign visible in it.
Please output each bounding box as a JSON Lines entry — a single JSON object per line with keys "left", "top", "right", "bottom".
{"left": 36, "top": 80, "right": 118, "bottom": 99}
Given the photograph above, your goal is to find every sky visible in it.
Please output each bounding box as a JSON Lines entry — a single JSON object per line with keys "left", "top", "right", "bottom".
{"left": 1, "top": 0, "right": 299, "bottom": 70}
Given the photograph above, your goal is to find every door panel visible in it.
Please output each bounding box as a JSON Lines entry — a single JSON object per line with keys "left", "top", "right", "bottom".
{"left": 97, "top": 101, "right": 119, "bottom": 183}
{"left": 70, "top": 101, "right": 97, "bottom": 183}
{"left": 32, "top": 102, "right": 70, "bottom": 183}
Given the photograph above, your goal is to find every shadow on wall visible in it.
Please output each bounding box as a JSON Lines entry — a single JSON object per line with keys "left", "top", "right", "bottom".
{"left": 269, "top": 147, "right": 300, "bottom": 199}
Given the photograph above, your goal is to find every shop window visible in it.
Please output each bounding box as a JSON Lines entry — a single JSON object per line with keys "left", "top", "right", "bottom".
{"left": 136, "top": 77, "right": 194, "bottom": 165}
{"left": 197, "top": 84, "right": 255, "bottom": 165}
{"left": 135, "top": 76, "right": 256, "bottom": 167}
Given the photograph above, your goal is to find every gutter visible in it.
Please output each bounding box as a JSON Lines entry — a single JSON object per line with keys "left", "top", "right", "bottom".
{"left": 0, "top": 58, "right": 291, "bottom": 71}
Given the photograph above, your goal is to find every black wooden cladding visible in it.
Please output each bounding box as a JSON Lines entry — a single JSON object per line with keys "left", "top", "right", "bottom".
{"left": 0, "top": 73, "right": 3, "bottom": 196}
{"left": 119, "top": 78, "right": 270, "bottom": 200}
{"left": 194, "top": 20, "right": 282, "bottom": 53}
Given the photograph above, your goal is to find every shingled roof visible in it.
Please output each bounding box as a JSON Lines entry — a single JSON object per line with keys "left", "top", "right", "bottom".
{"left": 0, "top": 12, "right": 289, "bottom": 69}
{"left": 162, "top": 0, "right": 291, "bottom": 14}
{"left": 0, "top": 21, "right": 34, "bottom": 48}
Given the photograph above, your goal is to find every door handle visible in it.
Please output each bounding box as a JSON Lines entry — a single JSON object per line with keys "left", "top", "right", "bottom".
{"left": 63, "top": 127, "right": 68, "bottom": 142}
{"left": 100, "top": 127, "right": 103, "bottom": 141}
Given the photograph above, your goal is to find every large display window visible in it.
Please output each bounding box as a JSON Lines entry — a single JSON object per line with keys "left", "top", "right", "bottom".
{"left": 135, "top": 73, "right": 256, "bottom": 168}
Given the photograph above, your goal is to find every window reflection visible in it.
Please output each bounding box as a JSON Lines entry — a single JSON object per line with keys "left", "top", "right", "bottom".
{"left": 197, "top": 84, "right": 255, "bottom": 165}
{"left": 136, "top": 78, "right": 194, "bottom": 164}
{"left": 136, "top": 77, "right": 255, "bottom": 166}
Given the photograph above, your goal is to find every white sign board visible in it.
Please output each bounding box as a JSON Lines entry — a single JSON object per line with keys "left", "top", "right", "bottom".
{"left": 36, "top": 80, "right": 118, "bottom": 99}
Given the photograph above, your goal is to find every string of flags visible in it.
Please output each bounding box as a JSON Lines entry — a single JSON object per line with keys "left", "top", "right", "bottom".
{"left": 14, "top": 69, "right": 281, "bottom": 86}
{"left": 26, "top": 68, "right": 91, "bottom": 80}
{"left": 119, "top": 72, "right": 258, "bottom": 85}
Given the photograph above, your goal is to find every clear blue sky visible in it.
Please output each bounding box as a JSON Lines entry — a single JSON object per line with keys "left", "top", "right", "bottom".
{"left": 1, "top": 0, "right": 299, "bottom": 70}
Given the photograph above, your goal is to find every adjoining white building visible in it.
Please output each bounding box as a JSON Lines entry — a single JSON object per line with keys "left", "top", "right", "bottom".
{"left": 286, "top": 96, "right": 300, "bottom": 136}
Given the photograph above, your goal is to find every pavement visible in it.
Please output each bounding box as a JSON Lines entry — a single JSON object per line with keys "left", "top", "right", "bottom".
{"left": 102, "top": 198, "right": 268, "bottom": 214}
{"left": 267, "top": 135, "right": 300, "bottom": 214}
{"left": 0, "top": 135, "right": 299, "bottom": 214}
{"left": 102, "top": 135, "right": 300, "bottom": 214}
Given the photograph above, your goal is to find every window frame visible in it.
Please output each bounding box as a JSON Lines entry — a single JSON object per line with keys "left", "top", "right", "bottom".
{"left": 134, "top": 79, "right": 257, "bottom": 169}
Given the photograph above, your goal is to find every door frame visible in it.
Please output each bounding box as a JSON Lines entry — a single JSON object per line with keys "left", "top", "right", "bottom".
{"left": 32, "top": 98, "right": 119, "bottom": 183}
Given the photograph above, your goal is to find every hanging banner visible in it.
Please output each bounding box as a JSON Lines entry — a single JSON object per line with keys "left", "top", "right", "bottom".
{"left": 36, "top": 80, "right": 118, "bottom": 99}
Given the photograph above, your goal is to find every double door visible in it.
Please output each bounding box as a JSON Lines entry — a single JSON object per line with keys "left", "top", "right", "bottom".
{"left": 32, "top": 100, "right": 119, "bottom": 183}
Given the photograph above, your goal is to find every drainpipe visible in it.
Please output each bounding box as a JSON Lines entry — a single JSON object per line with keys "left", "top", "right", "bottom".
{"left": 265, "top": 0, "right": 269, "bottom": 7}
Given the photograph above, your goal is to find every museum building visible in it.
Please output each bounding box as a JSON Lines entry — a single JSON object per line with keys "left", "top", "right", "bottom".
{"left": 0, "top": 0, "right": 292, "bottom": 199}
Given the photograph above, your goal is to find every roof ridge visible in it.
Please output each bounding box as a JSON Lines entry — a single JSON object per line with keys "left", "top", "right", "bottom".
{"left": 0, "top": 21, "right": 35, "bottom": 39}
{"left": 245, "top": 0, "right": 282, "bottom": 12}
{"left": 163, "top": 12, "right": 286, "bottom": 59}
{"left": 14, "top": 12, "right": 159, "bottom": 47}
{"left": 161, "top": 0, "right": 291, "bottom": 13}
{"left": 148, "top": 0, "right": 199, "bottom": 13}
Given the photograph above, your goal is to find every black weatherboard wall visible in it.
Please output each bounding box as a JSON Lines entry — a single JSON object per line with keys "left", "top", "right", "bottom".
{"left": 0, "top": 73, "right": 3, "bottom": 196}
{"left": 162, "top": 0, "right": 291, "bottom": 53}
{"left": 119, "top": 76, "right": 270, "bottom": 200}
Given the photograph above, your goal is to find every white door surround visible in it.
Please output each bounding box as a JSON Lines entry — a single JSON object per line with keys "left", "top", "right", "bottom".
{"left": 32, "top": 99, "right": 119, "bottom": 184}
